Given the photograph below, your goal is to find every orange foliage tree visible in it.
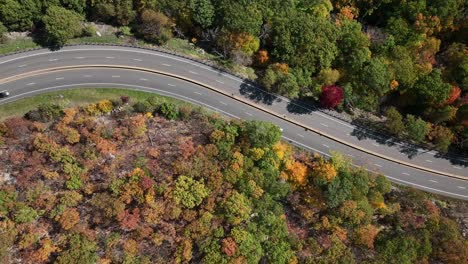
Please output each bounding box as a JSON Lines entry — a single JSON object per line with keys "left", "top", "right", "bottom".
{"left": 58, "top": 208, "right": 80, "bottom": 230}
{"left": 117, "top": 208, "right": 141, "bottom": 231}
{"left": 354, "top": 224, "right": 380, "bottom": 249}
{"left": 222, "top": 237, "right": 237, "bottom": 256}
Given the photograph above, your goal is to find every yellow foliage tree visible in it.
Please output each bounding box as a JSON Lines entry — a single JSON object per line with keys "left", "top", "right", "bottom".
{"left": 313, "top": 159, "right": 337, "bottom": 182}
{"left": 354, "top": 224, "right": 380, "bottom": 249}
{"left": 97, "top": 100, "right": 113, "bottom": 114}
{"left": 273, "top": 142, "right": 291, "bottom": 161}
{"left": 285, "top": 160, "right": 309, "bottom": 186}
{"left": 229, "top": 33, "right": 260, "bottom": 56}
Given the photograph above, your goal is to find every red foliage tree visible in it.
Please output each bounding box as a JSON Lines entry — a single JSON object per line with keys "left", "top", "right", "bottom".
{"left": 320, "top": 85, "right": 344, "bottom": 109}
{"left": 3, "top": 117, "right": 31, "bottom": 139}
{"left": 140, "top": 176, "right": 154, "bottom": 191}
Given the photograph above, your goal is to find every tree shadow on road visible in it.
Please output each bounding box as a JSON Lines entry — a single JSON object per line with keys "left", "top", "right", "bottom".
{"left": 239, "top": 82, "right": 280, "bottom": 105}
{"left": 286, "top": 97, "right": 317, "bottom": 115}
{"left": 350, "top": 117, "right": 468, "bottom": 165}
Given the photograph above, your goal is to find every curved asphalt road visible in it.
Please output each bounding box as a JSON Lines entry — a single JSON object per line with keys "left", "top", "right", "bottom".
{"left": 0, "top": 45, "right": 467, "bottom": 199}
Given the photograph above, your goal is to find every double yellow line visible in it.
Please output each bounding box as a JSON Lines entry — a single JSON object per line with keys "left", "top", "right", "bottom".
{"left": 1, "top": 64, "right": 466, "bottom": 181}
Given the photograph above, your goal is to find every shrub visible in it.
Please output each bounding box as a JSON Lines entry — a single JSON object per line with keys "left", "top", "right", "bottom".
{"left": 25, "top": 103, "right": 64, "bottom": 122}
{"left": 97, "top": 100, "right": 113, "bottom": 113}
{"left": 158, "top": 102, "right": 179, "bottom": 120}
{"left": 178, "top": 105, "right": 193, "bottom": 120}
{"left": 84, "top": 103, "right": 101, "bottom": 116}
{"left": 133, "top": 101, "right": 152, "bottom": 113}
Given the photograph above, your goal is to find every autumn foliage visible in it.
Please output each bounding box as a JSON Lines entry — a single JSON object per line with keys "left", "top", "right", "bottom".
{"left": 0, "top": 99, "right": 465, "bottom": 263}
{"left": 320, "top": 85, "right": 344, "bottom": 108}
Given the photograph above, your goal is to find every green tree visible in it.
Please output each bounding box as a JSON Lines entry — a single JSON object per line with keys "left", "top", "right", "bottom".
{"left": 427, "top": 105, "right": 457, "bottom": 124}
{"left": 385, "top": 17, "right": 419, "bottom": 45}
{"left": 243, "top": 120, "right": 281, "bottom": 148}
{"left": 389, "top": 46, "right": 419, "bottom": 89}
{"left": 271, "top": 11, "right": 338, "bottom": 74}
{"left": 217, "top": 0, "right": 262, "bottom": 35}
{"left": 55, "top": 234, "right": 98, "bottom": 264}
{"left": 360, "top": 57, "right": 392, "bottom": 102}
{"left": 338, "top": 199, "right": 373, "bottom": 227}
{"left": 321, "top": 235, "right": 356, "bottom": 264}
{"left": 335, "top": 19, "right": 371, "bottom": 74}
{"left": 189, "top": 0, "right": 214, "bottom": 28}
{"left": 385, "top": 107, "right": 404, "bottom": 136}
{"left": 0, "top": 0, "right": 40, "bottom": 31}
{"left": 223, "top": 191, "right": 252, "bottom": 225}
{"left": 43, "top": 5, "right": 83, "bottom": 46}
{"left": 174, "top": 175, "right": 210, "bottom": 209}
{"left": 413, "top": 69, "right": 452, "bottom": 105}
{"left": 114, "top": 0, "right": 135, "bottom": 26}
{"left": 60, "top": 0, "right": 87, "bottom": 14}
{"left": 230, "top": 227, "right": 263, "bottom": 263}
{"left": 405, "top": 114, "right": 429, "bottom": 142}
{"left": 325, "top": 170, "right": 353, "bottom": 208}
{"left": 374, "top": 175, "right": 392, "bottom": 194}
{"left": 14, "top": 204, "right": 39, "bottom": 223}
{"left": 376, "top": 234, "right": 419, "bottom": 264}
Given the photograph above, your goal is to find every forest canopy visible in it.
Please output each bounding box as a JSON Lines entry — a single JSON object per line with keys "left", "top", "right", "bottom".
{"left": 0, "top": 97, "right": 466, "bottom": 263}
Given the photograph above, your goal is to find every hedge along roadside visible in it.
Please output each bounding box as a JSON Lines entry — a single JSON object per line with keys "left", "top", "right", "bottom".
{"left": 0, "top": 64, "right": 466, "bottom": 181}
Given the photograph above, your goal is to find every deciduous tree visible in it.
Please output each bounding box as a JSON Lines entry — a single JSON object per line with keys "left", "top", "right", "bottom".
{"left": 405, "top": 115, "right": 429, "bottom": 142}
{"left": 385, "top": 107, "right": 404, "bottom": 136}
{"left": 320, "top": 85, "right": 344, "bottom": 109}
{"left": 43, "top": 5, "right": 83, "bottom": 46}
{"left": 174, "top": 175, "right": 209, "bottom": 209}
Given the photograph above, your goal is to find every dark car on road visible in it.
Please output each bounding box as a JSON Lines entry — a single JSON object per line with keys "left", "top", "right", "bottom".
{"left": 0, "top": 91, "right": 9, "bottom": 98}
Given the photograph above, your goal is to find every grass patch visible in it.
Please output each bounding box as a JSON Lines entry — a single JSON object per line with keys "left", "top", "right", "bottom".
{"left": 0, "top": 88, "right": 189, "bottom": 120}
{"left": 0, "top": 38, "right": 40, "bottom": 55}
{"left": 162, "top": 38, "right": 218, "bottom": 60}
{"left": 68, "top": 35, "right": 126, "bottom": 45}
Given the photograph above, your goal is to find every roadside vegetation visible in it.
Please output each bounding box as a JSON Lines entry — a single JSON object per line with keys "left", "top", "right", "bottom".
{"left": 0, "top": 88, "right": 191, "bottom": 120}
{"left": 0, "top": 0, "right": 466, "bottom": 154}
{"left": 0, "top": 96, "right": 467, "bottom": 263}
